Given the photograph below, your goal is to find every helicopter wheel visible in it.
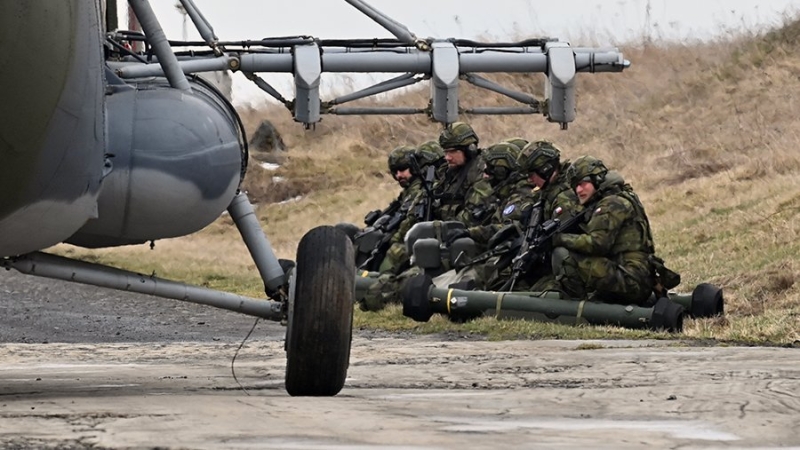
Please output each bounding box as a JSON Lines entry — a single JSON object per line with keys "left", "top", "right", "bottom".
{"left": 285, "top": 225, "right": 355, "bottom": 396}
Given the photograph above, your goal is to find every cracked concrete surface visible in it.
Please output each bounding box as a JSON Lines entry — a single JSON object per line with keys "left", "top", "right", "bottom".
{"left": 2, "top": 271, "right": 799, "bottom": 449}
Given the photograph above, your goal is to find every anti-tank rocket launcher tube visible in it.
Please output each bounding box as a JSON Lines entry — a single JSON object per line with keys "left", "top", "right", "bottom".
{"left": 349, "top": 271, "right": 725, "bottom": 331}
{"left": 401, "top": 274, "right": 686, "bottom": 332}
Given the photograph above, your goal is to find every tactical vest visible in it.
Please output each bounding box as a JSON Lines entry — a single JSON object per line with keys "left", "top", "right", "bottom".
{"left": 433, "top": 155, "right": 484, "bottom": 218}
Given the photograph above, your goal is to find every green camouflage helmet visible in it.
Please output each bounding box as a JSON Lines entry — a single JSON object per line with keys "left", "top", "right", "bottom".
{"left": 439, "top": 122, "right": 479, "bottom": 150}
{"left": 566, "top": 155, "right": 609, "bottom": 189}
{"left": 482, "top": 142, "right": 521, "bottom": 183}
{"left": 415, "top": 140, "right": 445, "bottom": 170}
{"left": 387, "top": 145, "right": 417, "bottom": 174}
{"left": 503, "top": 137, "right": 529, "bottom": 150}
{"left": 519, "top": 140, "right": 561, "bottom": 179}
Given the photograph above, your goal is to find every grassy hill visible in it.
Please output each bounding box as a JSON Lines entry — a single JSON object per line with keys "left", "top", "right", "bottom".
{"left": 58, "top": 20, "right": 800, "bottom": 344}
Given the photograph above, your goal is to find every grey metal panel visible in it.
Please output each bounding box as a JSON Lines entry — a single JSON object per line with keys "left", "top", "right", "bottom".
{"left": 0, "top": 0, "right": 106, "bottom": 257}
{"left": 322, "top": 53, "right": 431, "bottom": 73}
{"left": 294, "top": 44, "right": 321, "bottom": 124}
{"left": 67, "top": 78, "right": 242, "bottom": 248}
{"left": 430, "top": 42, "right": 459, "bottom": 124}
{"left": 237, "top": 53, "right": 294, "bottom": 72}
{"left": 110, "top": 56, "right": 232, "bottom": 78}
{"left": 545, "top": 42, "right": 577, "bottom": 126}
{"left": 459, "top": 53, "right": 548, "bottom": 73}
{"left": 8, "top": 252, "right": 284, "bottom": 320}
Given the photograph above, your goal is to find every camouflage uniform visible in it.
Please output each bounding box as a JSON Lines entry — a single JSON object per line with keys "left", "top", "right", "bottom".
{"left": 520, "top": 160, "right": 582, "bottom": 291}
{"left": 551, "top": 156, "right": 655, "bottom": 305}
{"left": 386, "top": 145, "right": 426, "bottom": 217}
{"left": 350, "top": 146, "right": 423, "bottom": 271}
{"left": 428, "top": 142, "right": 531, "bottom": 291}
{"left": 467, "top": 175, "right": 537, "bottom": 290}
{"left": 380, "top": 142, "right": 446, "bottom": 274}
{"left": 386, "top": 124, "right": 492, "bottom": 270}
{"left": 519, "top": 141, "right": 581, "bottom": 222}
{"left": 360, "top": 124, "right": 494, "bottom": 310}
{"left": 432, "top": 161, "right": 494, "bottom": 226}
{"left": 433, "top": 122, "right": 494, "bottom": 226}
{"left": 484, "top": 141, "right": 581, "bottom": 291}
{"left": 459, "top": 142, "right": 528, "bottom": 246}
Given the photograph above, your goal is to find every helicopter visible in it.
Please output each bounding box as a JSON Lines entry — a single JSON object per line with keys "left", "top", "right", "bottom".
{"left": 0, "top": 0, "right": 629, "bottom": 396}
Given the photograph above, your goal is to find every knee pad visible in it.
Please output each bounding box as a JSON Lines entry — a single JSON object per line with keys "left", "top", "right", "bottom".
{"left": 551, "top": 246, "right": 571, "bottom": 279}
{"left": 550, "top": 247, "right": 585, "bottom": 299}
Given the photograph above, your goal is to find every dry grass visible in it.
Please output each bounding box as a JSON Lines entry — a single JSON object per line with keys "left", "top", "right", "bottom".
{"left": 54, "top": 17, "right": 800, "bottom": 345}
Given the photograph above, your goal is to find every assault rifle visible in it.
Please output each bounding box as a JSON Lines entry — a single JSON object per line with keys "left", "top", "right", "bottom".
{"left": 357, "top": 202, "right": 407, "bottom": 271}
{"left": 412, "top": 157, "right": 437, "bottom": 222}
{"left": 363, "top": 198, "right": 402, "bottom": 228}
{"left": 357, "top": 155, "right": 433, "bottom": 271}
{"left": 499, "top": 200, "right": 595, "bottom": 292}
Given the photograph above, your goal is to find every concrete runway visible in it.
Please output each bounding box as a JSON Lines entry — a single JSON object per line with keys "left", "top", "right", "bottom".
{"left": 1, "top": 271, "right": 799, "bottom": 449}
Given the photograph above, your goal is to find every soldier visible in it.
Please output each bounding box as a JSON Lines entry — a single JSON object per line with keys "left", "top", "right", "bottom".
{"left": 551, "top": 155, "right": 656, "bottom": 305}
{"left": 387, "top": 145, "right": 418, "bottom": 190}
{"left": 348, "top": 145, "right": 422, "bottom": 270}
{"left": 479, "top": 140, "right": 580, "bottom": 291}
{"left": 443, "top": 141, "right": 528, "bottom": 249}
{"left": 359, "top": 124, "right": 493, "bottom": 310}
{"left": 378, "top": 142, "right": 445, "bottom": 274}
{"left": 433, "top": 122, "right": 494, "bottom": 225}
{"left": 520, "top": 140, "right": 580, "bottom": 222}
{"left": 356, "top": 142, "right": 444, "bottom": 308}
{"left": 383, "top": 124, "right": 492, "bottom": 268}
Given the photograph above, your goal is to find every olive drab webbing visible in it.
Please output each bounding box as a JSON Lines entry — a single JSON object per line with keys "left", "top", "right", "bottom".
{"left": 433, "top": 160, "right": 472, "bottom": 206}
{"left": 540, "top": 160, "right": 579, "bottom": 221}
{"left": 433, "top": 155, "right": 493, "bottom": 226}
{"left": 612, "top": 182, "right": 682, "bottom": 292}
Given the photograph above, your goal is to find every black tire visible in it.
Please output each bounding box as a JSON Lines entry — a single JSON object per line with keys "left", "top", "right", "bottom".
{"left": 285, "top": 226, "right": 355, "bottom": 396}
{"left": 691, "top": 283, "right": 725, "bottom": 318}
{"left": 650, "top": 297, "right": 685, "bottom": 333}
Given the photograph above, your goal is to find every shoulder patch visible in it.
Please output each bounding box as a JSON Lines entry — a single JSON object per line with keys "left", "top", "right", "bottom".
{"left": 553, "top": 206, "right": 563, "bottom": 216}
{"left": 503, "top": 204, "right": 516, "bottom": 216}
{"left": 595, "top": 207, "right": 603, "bottom": 214}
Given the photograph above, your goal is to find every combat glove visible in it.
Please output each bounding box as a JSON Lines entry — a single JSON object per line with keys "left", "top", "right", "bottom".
{"left": 445, "top": 228, "right": 471, "bottom": 245}
{"left": 487, "top": 223, "right": 519, "bottom": 249}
